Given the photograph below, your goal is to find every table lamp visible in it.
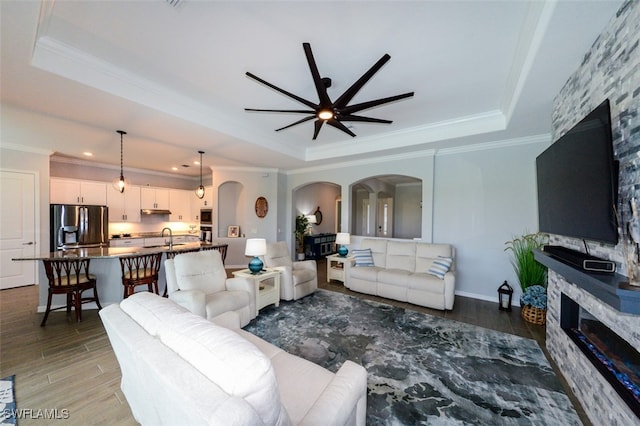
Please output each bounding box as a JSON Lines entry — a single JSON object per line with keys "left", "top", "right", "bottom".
{"left": 335, "top": 233, "right": 350, "bottom": 257}
{"left": 245, "top": 238, "right": 267, "bottom": 274}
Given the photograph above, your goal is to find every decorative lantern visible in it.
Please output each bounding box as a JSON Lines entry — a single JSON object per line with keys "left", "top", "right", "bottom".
{"left": 498, "top": 281, "right": 513, "bottom": 312}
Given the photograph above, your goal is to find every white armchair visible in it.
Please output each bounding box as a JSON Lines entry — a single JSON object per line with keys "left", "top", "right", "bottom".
{"left": 165, "top": 250, "right": 256, "bottom": 327}
{"left": 263, "top": 241, "right": 317, "bottom": 301}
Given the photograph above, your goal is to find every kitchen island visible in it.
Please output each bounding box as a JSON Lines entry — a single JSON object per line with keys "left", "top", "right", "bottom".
{"left": 12, "top": 242, "right": 229, "bottom": 311}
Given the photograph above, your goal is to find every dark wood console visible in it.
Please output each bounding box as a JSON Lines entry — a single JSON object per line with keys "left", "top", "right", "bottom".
{"left": 304, "top": 233, "right": 336, "bottom": 260}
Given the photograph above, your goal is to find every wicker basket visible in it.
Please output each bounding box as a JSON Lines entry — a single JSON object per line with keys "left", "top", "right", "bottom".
{"left": 521, "top": 305, "right": 546, "bottom": 325}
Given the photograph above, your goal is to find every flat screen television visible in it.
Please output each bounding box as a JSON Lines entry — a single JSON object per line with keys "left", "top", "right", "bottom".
{"left": 536, "top": 99, "right": 618, "bottom": 245}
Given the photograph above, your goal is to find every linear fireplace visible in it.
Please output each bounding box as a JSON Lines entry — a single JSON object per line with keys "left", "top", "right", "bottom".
{"left": 537, "top": 249, "right": 640, "bottom": 424}
{"left": 560, "top": 294, "right": 640, "bottom": 415}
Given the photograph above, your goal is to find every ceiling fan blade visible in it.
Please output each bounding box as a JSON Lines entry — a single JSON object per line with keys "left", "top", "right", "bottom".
{"left": 333, "top": 54, "right": 391, "bottom": 109}
{"left": 245, "top": 108, "right": 314, "bottom": 114}
{"left": 338, "top": 114, "right": 392, "bottom": 124}
{"left": 313, "top": 120, "right": 324, "bottom": 140}
{"left": 340, "top": 92, "right": 414, "bottom": 115}
{"left": 246, "top": 72, "right": 318, "bottom": 110}
{"left": 326, "top": 119, "right": 356, "bottom": 138}
{"left": 275, "top": 115, "right": 315, "bottom": 131}
{"left": 303, "top": 43, "right": 332, "bottom": 107}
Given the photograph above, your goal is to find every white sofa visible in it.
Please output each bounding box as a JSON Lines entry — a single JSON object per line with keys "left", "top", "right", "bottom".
{"left": 346, "top": 238, "right": 456, "bottom": 310}
{"left": 100, "top": 292, "right": 367, "bottom": 425}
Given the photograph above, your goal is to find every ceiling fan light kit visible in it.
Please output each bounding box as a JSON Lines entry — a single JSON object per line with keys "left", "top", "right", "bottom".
{"left": 245, "top": 42, "right": 414, "bottom": 140}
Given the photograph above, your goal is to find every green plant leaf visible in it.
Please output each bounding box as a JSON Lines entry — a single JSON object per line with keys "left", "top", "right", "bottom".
{"left": 505, "top": 232, "right": 548, "bottom": 291}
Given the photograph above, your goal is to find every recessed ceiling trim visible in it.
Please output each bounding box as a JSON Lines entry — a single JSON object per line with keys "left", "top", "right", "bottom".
{"left": 435, "top": 133, "right": 551, "bottom": 157}
{"left": 500, "top": 0, "right": 558, "bottom": 124}
{"left": 305, "top": 109, "right": 506, "bottom": 162}
{"left": 30, "top": 34, "right": 304, "bottom": 161}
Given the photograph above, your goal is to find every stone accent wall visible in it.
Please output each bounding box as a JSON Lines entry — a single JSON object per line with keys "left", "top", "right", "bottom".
{"left": 547, "top": 1, "right": 640, "bottom": 424}
{"left": 551, "top": 0, "right": 640, "bottom": 274}
{"left": 547, "top": 271, "right": 640, "bottom": 424}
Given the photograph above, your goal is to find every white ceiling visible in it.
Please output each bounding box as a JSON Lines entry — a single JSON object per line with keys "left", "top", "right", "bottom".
{"left": 0, "top": 0, "right": 623, "bottom": 177}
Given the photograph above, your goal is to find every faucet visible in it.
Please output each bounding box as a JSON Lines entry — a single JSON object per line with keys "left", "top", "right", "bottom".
{"left": 161, "top": 227, "right": 173, "bottom": 249}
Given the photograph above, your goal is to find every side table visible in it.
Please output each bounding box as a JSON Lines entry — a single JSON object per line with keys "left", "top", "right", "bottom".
{"left": 326, "top": 254, "right": 355, "bottom": 284}
{"left": 232, "top": 268, "right": 280, "bottom": 311}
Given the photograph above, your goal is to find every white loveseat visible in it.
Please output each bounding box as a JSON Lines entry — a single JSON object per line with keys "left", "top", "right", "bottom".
{"left": 100, "top": 292, "right": 367, "bottom": 425}
{"left": 346, "top": 238, "right": 456, "bottom": 310}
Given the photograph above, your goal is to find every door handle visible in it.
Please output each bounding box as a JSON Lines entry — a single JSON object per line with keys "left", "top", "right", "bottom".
{"left": 22, "top": 241, "right": 34, "bottom": 245}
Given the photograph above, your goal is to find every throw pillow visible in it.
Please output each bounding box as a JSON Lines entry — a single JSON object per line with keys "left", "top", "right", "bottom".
{"left": 427, "top": 256, "right": 453, "bottom": 279}
{"left": 352, "top": 248, "right": 374, "bottom": 267}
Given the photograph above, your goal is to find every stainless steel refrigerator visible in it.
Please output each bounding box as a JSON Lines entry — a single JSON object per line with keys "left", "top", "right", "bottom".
{"left": 50, "top": 204, "right": 109, "bottom": 251}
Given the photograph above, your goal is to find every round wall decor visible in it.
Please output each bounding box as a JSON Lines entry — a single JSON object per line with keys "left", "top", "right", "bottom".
{"left": 255, "top": 196, "right": 268, "bottom": 218}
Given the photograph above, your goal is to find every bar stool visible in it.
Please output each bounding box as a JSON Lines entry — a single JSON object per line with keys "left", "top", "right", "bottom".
{"left": 200, "top": 244, "right": 228, "bottom": 264}
{"left": 119, "top": 252, "right": 163, "bottom": 299}
{"left": 41, "top": 258, "right": 102, "bottom": 327}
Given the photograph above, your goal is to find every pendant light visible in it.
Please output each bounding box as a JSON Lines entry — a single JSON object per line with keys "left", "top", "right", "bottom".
{"left": 195, "top": 150, "right": 205, "bottom": 199}
{"left": 116, "top": 130, "right": 127, "bottom": 193}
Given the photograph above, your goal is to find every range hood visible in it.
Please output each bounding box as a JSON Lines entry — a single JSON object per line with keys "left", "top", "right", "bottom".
{"left": 140, "top": 209, "right": 172, "bottom": 215}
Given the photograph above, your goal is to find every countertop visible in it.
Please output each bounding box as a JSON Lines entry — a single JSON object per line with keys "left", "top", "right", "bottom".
{"left": 12, "top": 241, "right": 227, "bottom": 261}
{"left": 109, "top": 232, "right": 199, "bottom": 240}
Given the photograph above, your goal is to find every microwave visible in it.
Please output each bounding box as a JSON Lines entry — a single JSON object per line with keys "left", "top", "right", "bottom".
{"left": 200, "top": 209, "right": 213, "bottom": 225}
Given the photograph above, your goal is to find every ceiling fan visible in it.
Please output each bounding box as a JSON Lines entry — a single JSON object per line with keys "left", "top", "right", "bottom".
{"left": 245, "top": 43, "right": 414, "bottom": 140}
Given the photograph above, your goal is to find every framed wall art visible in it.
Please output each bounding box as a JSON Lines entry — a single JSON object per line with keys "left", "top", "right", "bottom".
{"left": 227, "top": 225, "right": 240, "bottom": 238}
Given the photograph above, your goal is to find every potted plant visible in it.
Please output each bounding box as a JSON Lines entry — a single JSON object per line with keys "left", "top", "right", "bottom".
{"left": 295, "top": 214, "right": 310, "bottom": 260}
{"left": 504, "top": 232, "right": 548, "bottom": 325}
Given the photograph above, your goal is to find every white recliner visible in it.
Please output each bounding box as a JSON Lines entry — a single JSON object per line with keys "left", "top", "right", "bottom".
{"left": 263, "top": 241, "right": 318, "bottom": 301}
{"left": 165, "top": 250, "right": 256, "bottom": 326}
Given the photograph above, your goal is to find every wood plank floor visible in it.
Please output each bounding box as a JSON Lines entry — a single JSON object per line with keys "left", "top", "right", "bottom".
{"left": 0, "top": 259, "right": 590, "bottom": 425}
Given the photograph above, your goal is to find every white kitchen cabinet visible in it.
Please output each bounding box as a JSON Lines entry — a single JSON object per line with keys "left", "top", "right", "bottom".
{"left": 141, "top": 187, "right": 169, "bottom": 210}
{"left": 169, "top": 189, "right": 192, "bottom": 222}
{"left": 107, "top": 185, "right": 141, "bottom": 222}
{"left": 50, "top": 178, "right": 107, "bottom": 205}
{"left": 191, "top": 185, "right": 213, "bottom": 221}
{"left": 109, "top": 238, "right": 144, "bottom": 248}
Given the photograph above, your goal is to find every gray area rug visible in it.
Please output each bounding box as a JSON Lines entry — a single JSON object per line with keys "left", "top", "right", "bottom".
{"left": 244, "top": 290, "right": 581, "bottom": 425}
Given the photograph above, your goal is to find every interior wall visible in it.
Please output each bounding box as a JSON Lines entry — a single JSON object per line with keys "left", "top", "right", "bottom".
{"left": 550, "top": 0, "right": 640, "bottom": 274}
{"left": 287, "top": 152, "right": 435, "bottom": 249}
{"left": 433, "top": 140, "right": 548, "bottom": 303}
{"left": 294, "top": 182, "right": 340, "bottom": 235}
{"left": 218, "top": 181, "right": 242, "bottom": 236}
{"left": 545, "top": 3, "right": 640, "bottom": 423}
{"left": 0, "top": 147, "right": 51, "bottom": 287}
{"left": 211, "top": 167, "right": 278, "bottom": 243}
{"left": 394, "top": 182, "right": 422, "bottom": 239}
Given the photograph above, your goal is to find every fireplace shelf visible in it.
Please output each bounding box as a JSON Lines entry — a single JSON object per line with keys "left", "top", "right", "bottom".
{"left": 535, "top": 249, "right": 640, "bottom": 315}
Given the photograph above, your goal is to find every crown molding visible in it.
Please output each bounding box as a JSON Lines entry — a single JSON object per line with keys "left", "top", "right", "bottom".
{"left": 0, "top": 142, "right": 53, "bottom": 156}
{"left": 212, "top": 165, "right": 280, "bottom": 174}
{"left": 500, "top": 1, "right": 557, "bottom": 124}
{"left": 305, "top": 109, "right": 506, "bottom": 162}
{"left": 288, "top": 148, "right": 436, "bottom": 176}
{"left": 435, "top": 133, "right": 551, "bottom": 156}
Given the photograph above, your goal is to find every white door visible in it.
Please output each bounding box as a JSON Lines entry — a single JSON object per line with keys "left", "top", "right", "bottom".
{"left": 0, "top": 171, "right": 36, "bottom": 289}
{"left": 376, "top": 197, "right": 393, "bottom": 237}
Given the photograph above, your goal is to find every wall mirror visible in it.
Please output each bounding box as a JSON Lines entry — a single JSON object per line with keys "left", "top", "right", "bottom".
{"left": 314, "top": 206, "right": 323, "bottom": 225}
